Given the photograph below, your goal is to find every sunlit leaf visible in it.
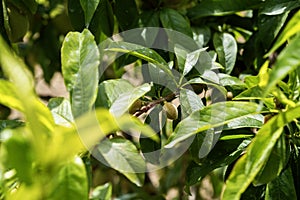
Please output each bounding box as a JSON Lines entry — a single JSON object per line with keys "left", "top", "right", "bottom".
{"left": 48, "top": 156, "right": 88, "bottom": 200}
{"left": 223, "top": 105, "right": 300, "bottom": 200}
{"left": 48, "top": 97, "right": 74, "bottom": 126}
{"left": 0, "top": 80, "right": 23, "bottom": 112}
{"left": 80, "top": 0, "right": 100, "bottom": 27}
{"left": 180, "top": 88, "right": 204, "bottom": 118}
{"left": 61, "top": 29, "right": 100, "bottom": 118}
{"left": 260, "top": 34, "right": 300, "bottom": 96}
{"left": 91, "top": 182, "right": 112, "bottom": 200}
{"left": 110, "top": 83, "right": 151, "bottom": 116}
{"left": 213, "top": 32, "right": 237, "bottom": 74}
{"left": 165, "top": 102, "right": 261, "bottom": 148}
{"left": 96, "top": 79, "right": 134, "bottom": 108}
{"left": 266, "top": 10, "right": 300, "bottom": 56}
{"left": 94, "top": 137, "right": 145, "bottom": 186}
{"left": 253, "top": 134, "right": 288, "bottom": 186}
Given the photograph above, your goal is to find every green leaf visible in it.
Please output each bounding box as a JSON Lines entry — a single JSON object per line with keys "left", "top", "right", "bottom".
{"left": 0, "top": 120, "right": 23, "bottom": 132}
{"left": 187, "top": 77, "right": 227, "bottom": 97}
{"left": 165, "top": 102, "right": 261, "bottom": 148}
{"left": 89, "top": 0, "right": 114, "bottom": 42}
{"left": 140, "top": 10, "right": 160, "bottom": 27}
{"left": 260, "top": 34, "right": 300, "bottom": 96}
{"left": 256, "top": 13, "right": 289, "bottom": 51}
{"left": 114, "top": 0, "right": 139, "bottom": 30}
{"left": 233, "top": 86, "right": 264, "bottom": 100}
{"left": 80, "top": 0, "right": 100, "bottom": 27}
{"left": 192, "top": 26, "right": 211, "bottom": 48}
{"left": 96, "top": 79, "right": 134, "bottom": 108}
{"left": 94, "top": 137, "right": 145, "bottom": 186}
{"left": 106, "top": 41, "right": 168, "bottom": 65}
{"left": 0, "top": 35, "right": 54, "bottom": 140}
{"left": 48, "top": 156, "right": 88, "bottom": 200}
{"left": 179, "top": 88, "right": 204, "bottom": 118}
{"left": 160, "top": 8, "right": 192, "bottom": 37}
{"left": 213, "top": 32, "right": 237, "bottom": 74}
{"left": 0, "top": 80, "right": 23, "bottom": 112}
{"left": 91, "top": 182, "right": 112, "bottom": 200}
{"left": 2, "top": 128, "right": 34, "bottom": 184}
{"left": 260, "top": 0, "right": 300, "bottom": 15}
{"left": 184, "top": 48, "right": 208, "bottom": 76}
{"left": 75, "top": 108, "right": 158, "bottom": 150}
{"left": 187, "top": 138, "right": 250, "bottom": 186}
{"left": 265, "top": 167, "right": 297, "bottom": 200}
{"left": 68, "top": 0, "right": 85, "bottom": 30}
{"left": 253, "top": 133, "right": 288, "bottom": 186}
{"left": 110, "top": 83, "right": 151, "bottom": 117}
{"left": 223, "top": 114, "right": 264, "bottom": 130}
{"left": 188, "top": 0, "right": 264, "bottom": 19}
{"left": 266, "top": 10, "right": 300, "bottom": 56}
{"left": 223, "top": 105, "right": 300, "bottom": 200}
{"left": 48, "top": 97, "right": 74, "bottom": 126}
{"left": 140, "top": 105, "right": 164, "bottom": 164}
{"left": 61, "top": 29, "right": 100, "bottom": 118}
{"left": 218, "top": 73, "right": 247, "bottom": 90}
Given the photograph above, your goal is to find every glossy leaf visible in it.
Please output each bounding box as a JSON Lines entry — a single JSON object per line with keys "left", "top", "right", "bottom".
{"left": 61, "top": 29, "right": 100, "bottom": 118}
{"left": 257, "top": 13, "right": 288, "bottom": 51}
{"left": 48, "top": 97, "right": 74, "bottom": 126}
{"left": 105, "top": 41, "right": 175, "bottom": 81}
{"left": 218, "top": 73, "right": 247, "bottom": 90}
{"left": 223, "top": 105, "right": 300, "bottom": 200}
{"left": 106, "top": 41, "right": 168, "bottom": 65}
{"left": 160, "top": 8, "right": 192, "bottom": 37}
{"left": 192, "top": 26, "right": 211, "bottom": 48}
{"left": 110, "top": 83, "right": 151, "bottom": 117}
{"left": 91, "top": 182, "right": 112, "bottom": 200}
{"left": 266, "top": 10, "right": 300, "bottom": 56}
{"left": 188, "top": 0, "right": 263, "bottom": 19}
{"left": 48, "top": 156, "right": 88, "bottom": 200}
{"left": 184, "top": 48, "right": 208, "bottom": 76}
{"left": 260, "top": 34, "right": 300, "bottom": 96}
{"left": 147, "top": 63, "right": 177, "bottom": 91}
{"left": 94, "top": 137, "right": 145, "bottom": 186}
{"left": 223, "top": 114, "right": 264, "bottom": 130}
{"left": 80, "top": 0, "right": 100, "bottom": 27}
{"left": 179, "top": 88, "right": 204, "bottom": 118}
{"left": 260, "top": 0, "right": 300, "bottom": 15}
{"left": 165, "top": 102, "right": 261, "bottom": 148}
{"left": 96, "top": 79, "right": 134, "bottom": 108}
{"left": 213, "top": 32, "right": 237, "bottom": 74}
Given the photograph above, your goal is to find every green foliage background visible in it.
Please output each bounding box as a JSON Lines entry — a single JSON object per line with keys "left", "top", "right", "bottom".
{"left": 1, "top": 0, "right": 300, "bottom": 199}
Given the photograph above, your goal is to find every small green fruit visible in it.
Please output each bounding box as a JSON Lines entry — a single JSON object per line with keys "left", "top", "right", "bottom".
{"left": 128, "top": 99, "right": 142, "bottom": 114}
{"left": 163, "top": 102, "right": 178, "bottom": 120}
